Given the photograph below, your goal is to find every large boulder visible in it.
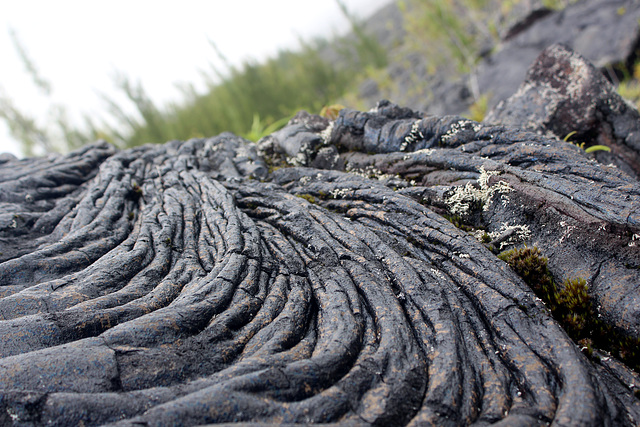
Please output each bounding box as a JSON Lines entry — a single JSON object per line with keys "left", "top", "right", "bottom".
{"left": 486, "top": 43, "right": 640, "bottom": 179}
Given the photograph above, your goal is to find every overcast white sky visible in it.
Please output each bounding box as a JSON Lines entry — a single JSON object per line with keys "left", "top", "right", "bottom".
{"left": 0, "top": 0, "right": 391, "bottom": 157}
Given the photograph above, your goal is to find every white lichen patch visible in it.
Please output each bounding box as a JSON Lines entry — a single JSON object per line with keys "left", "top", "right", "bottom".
{"left": 430, "top": 267, "right": 445, "bottom": 280}
{"left": 565, "top": 54, "right": 589, "bottom": 97}
{"left": 234, "top": 144, "right": 251, "bottom": 159}
{"left": 403, "top": 148, "right": 434, "bottom": 161}
{"left": 486, "top": 222, "right": 531, "bottom": 249}
{"left": 330, "top": 188, "right": 351, "bottom": 199}
{"left": 299, "top": 176, "right": 311, "bottom": 186}
{"left": 441, "top": 119, "right": 475, "bottom": 144}
{"left": 445, "top": 167, "right": 512, "bottom": 216}
{"left": 346, "top": 165, "right": 397, "bottom": 182}
{"left": 7, "top": 407, "right": 20, "bottom": 422}
{"left": 558, "top": 220, "right": 577, "bottom": 244}
{"left": 286, "top": 151, "right": 307, "bottom": 167}
{"left": 472, "top": 229, "right": 489, "bottom": 243}
{"left": 400, "top": 120, "right": 424, "bottom": 151}
{"left": 320, "top": 121, "right": 334, "bottom": 144}
{"left": 445, "top": 184, "right": 480, "bottom": 216}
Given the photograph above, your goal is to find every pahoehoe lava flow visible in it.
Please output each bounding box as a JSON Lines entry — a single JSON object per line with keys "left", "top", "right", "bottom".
{"left": 0, "top": 101, "right": 639, "bottom": 426}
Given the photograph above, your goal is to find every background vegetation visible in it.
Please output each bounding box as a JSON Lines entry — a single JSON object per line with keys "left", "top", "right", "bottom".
{"left": 0, "top": 0, "right": 388, "bottom": 156}
{"left": 1, "top": 0, "right": 636, "bottom": 157}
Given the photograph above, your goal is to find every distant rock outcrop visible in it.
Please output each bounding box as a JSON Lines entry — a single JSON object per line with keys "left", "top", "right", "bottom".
{"left": 487, "top": 44, "right": 640, "bottom": 179}
{"left": 1, "top": 44, "right": 640, "bottom": 424}
{"left": 356, "top": 0, "right": 640, "bottom": 117}
{"left": 476, "top": 0, "right": 640, "bottom": 113}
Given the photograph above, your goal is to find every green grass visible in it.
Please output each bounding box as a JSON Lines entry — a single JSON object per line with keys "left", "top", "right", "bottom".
{"left": 464, "top": 93, "right": 490, "bottom": 122}
{"left": 2, "top": 3, "right": 388, "bottom": 154}
{"left": 99, "top": 36, "right": 376, "bottom": 149}
{"left": 113, "top": 0, "right": 387, "bottom": 149}
{"left": 616, "top": 61, "right": 640, "bottom": 110}
{"left": 399, "top": 0, "right": 493, "bottom": 75}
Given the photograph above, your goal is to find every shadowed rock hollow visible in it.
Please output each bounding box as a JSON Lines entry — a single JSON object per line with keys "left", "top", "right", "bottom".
{"left": 1, "top": 50, "right": 640, "bottom": 426}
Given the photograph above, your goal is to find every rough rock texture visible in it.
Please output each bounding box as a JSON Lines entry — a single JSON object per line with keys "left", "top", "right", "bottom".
{"left": 2, "top": 88, "right": 640, "bottom": 425}
{"left": 328, "top": 100, "right": 640, "bottom": 341}
{"left": 487, "top": 44, "right": 640, "bottom": 180}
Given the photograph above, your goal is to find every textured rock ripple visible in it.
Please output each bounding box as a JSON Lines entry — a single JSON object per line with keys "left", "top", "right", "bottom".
{"left": 0, "top": 107, "right": 639, "bottom": 426}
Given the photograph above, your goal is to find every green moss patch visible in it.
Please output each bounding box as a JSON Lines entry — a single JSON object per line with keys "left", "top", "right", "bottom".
{"left": 499, "top": 246, "right": 640, "bottom": 371}
{"left": 296, "top": 194, "right": 317, "bottom": 204}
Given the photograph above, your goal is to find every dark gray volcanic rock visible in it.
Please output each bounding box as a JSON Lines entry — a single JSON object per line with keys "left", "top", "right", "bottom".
{"left": 4, "top": 3, "right": 640, "bottom": 424}
{"left": 477, "top": 0, "right": 640, "bottom": 113}
{"left": 357, "top": 0, "right": 640, "bottom": 118}
{"left": 329, "top": 101, "right": 640, "bottom": 344}
{"left": 487, "top": 44, "right": 640, "bottom": 180}
{"left": 1, "top": 92, "right": 640, "bottom": 424}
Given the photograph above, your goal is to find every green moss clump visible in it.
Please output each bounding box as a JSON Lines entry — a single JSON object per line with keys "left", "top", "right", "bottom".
{"left": 264, "top": 155, "right": 287, "bottom": 174}
{"left": 442, "top": 214, "right": 476, "bottom": 232}
{"left": 296, "top": 194, "right": 316, "bottom": 204}
{"left": 555, "top": 278, "right": 591, "bottom": 337}
{"left": 498, "top": 247, "right": 556, "bottom": 305}
{"left": 499, "top": 247, "right": 640, "bottom": 372}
